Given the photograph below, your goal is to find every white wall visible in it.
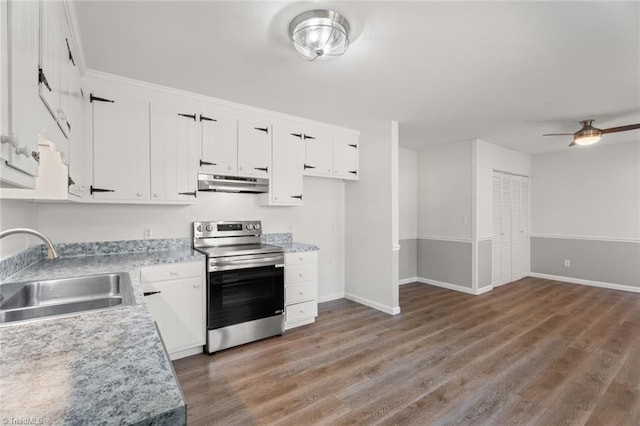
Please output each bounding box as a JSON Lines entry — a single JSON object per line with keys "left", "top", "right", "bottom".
{"left": 532, "top": 140, "right": 640, "bottom": 239}
{"left": 418, "top": 140, "right": 472, "bottom": 240}
{"left": 0, "top": 200, "right": 39, "bottom": 258}
{"left": 345, "top": 120, "right": 399, "bottom": 314}
{"left": 399, "top": 148, "right": 418, "bottom": 239}
{"left": 475, "top": 139, "right": 532, "bottom": 239}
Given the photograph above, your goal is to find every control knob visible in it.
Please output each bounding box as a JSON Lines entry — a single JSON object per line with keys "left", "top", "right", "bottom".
{"left": 205, "top": 224, "right": 213, "bottom": 232}
{"left": 246, "top": 224, "right": 254, "bottom": 230}
{"left": 254, "top": 223, "right": 260, "bottom": 230}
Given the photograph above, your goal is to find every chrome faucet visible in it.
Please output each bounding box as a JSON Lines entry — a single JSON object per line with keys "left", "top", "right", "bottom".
{"left": 0, "top": 228, "right": 59, "bottom": 260}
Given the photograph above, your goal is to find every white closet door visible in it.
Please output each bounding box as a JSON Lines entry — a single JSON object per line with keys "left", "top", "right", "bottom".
{"left": 511, "top": 176, "right": 525, "bottom": 280}
{"left": 492, "top": 173, "right": 511, "bottom": 286}
{"left": 492, "top": 172, "right": 530, "bottom": 286}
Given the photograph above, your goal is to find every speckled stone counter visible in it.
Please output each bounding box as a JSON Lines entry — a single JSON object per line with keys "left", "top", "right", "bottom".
{"left": 270, "top": 241, "right": 318, "bottom": 253}
{"left": 262, "top": 233, "right": 318, "bottom": 253}
{"left": 0, "top": 247, "right": 204, "bottom": 425}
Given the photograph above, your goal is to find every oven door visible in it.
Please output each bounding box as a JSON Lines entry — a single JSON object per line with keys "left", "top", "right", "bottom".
{"left": 208, "top": 264, "right": 284, "bottom": 330}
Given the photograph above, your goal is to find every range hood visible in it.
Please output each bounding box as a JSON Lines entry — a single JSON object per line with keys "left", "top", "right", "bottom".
{"left": 198, "top": 173, "right": 268, "bottom": 194}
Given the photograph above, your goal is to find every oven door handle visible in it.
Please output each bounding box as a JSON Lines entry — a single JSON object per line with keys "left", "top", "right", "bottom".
{"left": 209, "top": 256, "right": 285, "bottom": 271}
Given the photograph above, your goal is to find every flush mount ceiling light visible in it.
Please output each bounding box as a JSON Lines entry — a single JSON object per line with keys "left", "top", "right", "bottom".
{"left": 289, "top": 9, "right": 350, "bottom": 61}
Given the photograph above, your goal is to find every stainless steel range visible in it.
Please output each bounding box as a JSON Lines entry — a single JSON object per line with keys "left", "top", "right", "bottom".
{"left": 193, "top": 221, "right": 285, "bottom": 353}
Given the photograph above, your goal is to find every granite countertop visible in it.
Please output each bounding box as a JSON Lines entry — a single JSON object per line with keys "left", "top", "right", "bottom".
{"left": 261, "top": 233, "right": 318, "bottom": 253}
{"left": 270, "top": 241, "right": 319, "bottom": 253}
{"left": 0, "top": 247, "right": 204, "bottom": 425}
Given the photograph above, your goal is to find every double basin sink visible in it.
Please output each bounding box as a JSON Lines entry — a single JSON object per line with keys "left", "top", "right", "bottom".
{"left": 0, "top": 273, "right": 136, "bottom": 325}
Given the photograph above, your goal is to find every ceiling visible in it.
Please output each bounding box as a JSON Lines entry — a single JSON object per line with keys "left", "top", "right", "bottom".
{"left": 74, "top": 1, "right": 640, "bottom": 155}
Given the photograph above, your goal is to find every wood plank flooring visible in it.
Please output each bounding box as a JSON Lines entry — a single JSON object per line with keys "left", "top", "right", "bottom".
{"left": 172, "top": 277, "right": 640, "bottom": 425}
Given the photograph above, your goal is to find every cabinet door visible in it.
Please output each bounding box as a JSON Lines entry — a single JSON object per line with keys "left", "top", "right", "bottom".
{"left": 144, "top": 277, "right": 205, "bottom": 354}
{"left": 333, "top": 131, "right": 359, "bottom": 179}
{"left": 238, "top": 115, "right": 271, "bottom": 178}
{"left": 92, "top": 93, "right": 150, "bottom": 200}
{"left": 199, "top": 101, "right": 238, "bottom": 174}
{"left": 4, "top": 0, "right": 41, "bottom": 177}
{"left": 175, "top": 278, "right": 205, "bottom": 349}
{"left": 150, "top": 97, "right": 198, "bottom": 202}
{"left": 270, "top": 123, "right": 304, "bottom": 205}
{"left": 304, "top": 126, "right": 333, "bottom": 177}
{"left": 66, "top": 61, "right": 87, "bottom": 197}
{"left": 39, "top": 0, "right": 67, "bottom": 136}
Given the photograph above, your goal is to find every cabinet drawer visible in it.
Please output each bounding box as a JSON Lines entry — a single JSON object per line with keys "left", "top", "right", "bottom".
{"left": 140, "top": 261, "right": 203, "bottom": 283}
{"left": 284, "top": 251, "right": 317, "bottom": 266}
{"left": 285, "top": 283, "right": 316, "bottom": 305}
{"left": 285, "top": 300, "right": 317, "bottom": 323}
{"left": 285, "top": 263, "right": 316, "bottom": 285}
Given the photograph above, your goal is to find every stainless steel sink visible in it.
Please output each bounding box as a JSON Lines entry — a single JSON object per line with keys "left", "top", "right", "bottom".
{"left": 0, "top": 273, "right": 135, "bottom": 325}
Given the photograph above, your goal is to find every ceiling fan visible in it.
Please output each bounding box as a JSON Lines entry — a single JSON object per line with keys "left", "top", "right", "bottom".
{"left": 543, "top": 119, "right": 640, "bottom": 147}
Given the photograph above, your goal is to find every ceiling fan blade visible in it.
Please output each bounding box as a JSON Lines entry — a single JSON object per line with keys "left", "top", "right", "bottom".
{"left": 601, "top": 123, "right": 640, "bottom": 134}
{"left": 543, "top": 133, "right": 573, "bottom": 136}
{"left": 569, "top": 141, "right": 577, "bottom": 147}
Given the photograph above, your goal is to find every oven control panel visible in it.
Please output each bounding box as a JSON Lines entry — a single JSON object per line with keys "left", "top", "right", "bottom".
{"left": 193, "top": 221, "right": 262, "bottom": 239}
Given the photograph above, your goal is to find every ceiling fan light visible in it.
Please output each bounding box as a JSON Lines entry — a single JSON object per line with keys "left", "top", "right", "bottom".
{"left": 289, "top": 10, "right": 350, "bottom": 61}
{"left": 573, "top": 135, "right": 601, "bottom": 145}
{"left": 573, "top": 120, "right": 602, "bottom": 146}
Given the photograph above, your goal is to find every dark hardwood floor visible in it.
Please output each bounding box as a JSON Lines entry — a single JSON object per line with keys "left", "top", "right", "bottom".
{"left": 173, "top": 277, "right": 640, "bottom": 425}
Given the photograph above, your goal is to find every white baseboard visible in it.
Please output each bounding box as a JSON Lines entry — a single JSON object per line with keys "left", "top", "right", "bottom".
{"left": 169, "top": 345, "right": 203, "bottom": 361}
{"left": 317, "top": 292, "right": 345, "bottom": 303}
{"left": 399, "top": 277, "right": 419, "bottom": 285}
{"left": 416, "top": 277, "right": 477, "bottom": 294}
{"left": 529, "top": 273, "right": 640, "bottom": 294}
{"left": 345, "top": 292, "right": 400, "bottom": 315}
{"left": 415, "top": 277, "right": 494, "bottom": 296}
{"left": 476, "top": 285, "right": 493, "bottom": 295}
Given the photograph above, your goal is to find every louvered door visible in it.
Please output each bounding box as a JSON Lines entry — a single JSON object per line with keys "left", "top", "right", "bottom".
{"left": 492, "top": 172, "right": 529, "bottom": 286}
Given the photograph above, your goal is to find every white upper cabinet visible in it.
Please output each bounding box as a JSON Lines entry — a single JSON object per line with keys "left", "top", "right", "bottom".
{"left": 333, "top": 130, "right": 359, "bottom": 180}
{"left": 1, "top": 0, "right": 41, "bottom": 181}
{"left": 150, "top": 96, "right": 199, "bottom": 202}
{"left": 237, "top": 113, "right": 271, "bottom": 178}
{"left": 198, "top": 101, "right": 238, "bottom": 175}
{"left": 91, "top": 91, "right": 150, "bottom": 201}
{"left": 39, "top": 0, "right": 65, "bottom": 135}
{"left": 303, "top": 125, "right": 333, "bottom": 177}
{"left": 263, "top": 120, "right": 305, "bottom": 206}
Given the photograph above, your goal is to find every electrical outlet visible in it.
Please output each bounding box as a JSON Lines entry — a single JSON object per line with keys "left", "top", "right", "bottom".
{"left": 564, "top": 259, "right": 571, "bottom": 267}
{"left": 144, "top": 227, "right": 152, "bottom": 239}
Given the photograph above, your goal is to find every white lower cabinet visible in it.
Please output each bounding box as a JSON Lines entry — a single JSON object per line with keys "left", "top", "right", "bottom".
{"left": 284, "top": 251, "right": 318, "bottom": 330}
{"left": 140, "top": 261, "right": 205, "bottom": 360}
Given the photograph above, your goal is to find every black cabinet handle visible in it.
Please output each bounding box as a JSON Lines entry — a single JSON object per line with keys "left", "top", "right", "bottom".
{"left": 254, "top": 127, "right": 269, "bottom": 134}
{"left": 90, "top": 186, "right": 115, "bottom": 194}
{"left": 179, "top": 190, "right": 197, "bottom": 197}
{"left": 143, "top": 291, "right": 161, "bottom": 297}
{"left": 65, "top": 38, "right": 75, "bottom": 66}
{"left": 348, "top": 170, "right": 358, "bottom": 175}
{"left": 304, "top": 164, "right": 316, "bottom": 170}
{"left": 200, "top": 160, "right": 216, "bottom": 166}
{"left": 290, "top": 133, "right": 302, "bottom": 139}
{"left": 304, "top": 135, "right": 316, "bottom": 140}
{"left": 178, "top": 113, "right": 197, "bottom": 121}
{"left": 199, "top": 114, "right": 217, "bottom": 122}
{"left": 290, "top": 194, "right": 303, "bottom": 200}
{"left": 348, "top": 144, "right": 358, "bottom": 149}
{"left": 38, "top": 67, "right": 51, "bottom": 91}
{"left": 254, "top": 167, "right": 268, "bottom": 173}
{"left": 89, "top": 94, "right": 114, "bottom": 103}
